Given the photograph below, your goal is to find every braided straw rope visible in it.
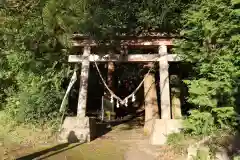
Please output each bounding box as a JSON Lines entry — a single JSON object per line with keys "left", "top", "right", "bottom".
{"left": 93, "top": 55, "right": 164, "bottom": 105}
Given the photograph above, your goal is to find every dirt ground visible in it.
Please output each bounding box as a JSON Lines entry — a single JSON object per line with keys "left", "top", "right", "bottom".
{"left": 0, "top": 120, "right": 185, "bottom": 160}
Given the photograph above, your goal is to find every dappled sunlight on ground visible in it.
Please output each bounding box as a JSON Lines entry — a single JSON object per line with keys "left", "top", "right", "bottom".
{"left": 0, "top": 118, "right": 187, "bottom": 160}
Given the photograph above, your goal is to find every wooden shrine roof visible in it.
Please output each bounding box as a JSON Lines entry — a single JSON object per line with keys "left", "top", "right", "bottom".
{"left": 71, "top": 33, "right": 175, "bottom": 47}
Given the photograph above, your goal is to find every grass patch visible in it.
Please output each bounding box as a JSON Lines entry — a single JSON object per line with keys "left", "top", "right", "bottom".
{"left": 166, "top": 132, "right": 190, "bottom": 156}
{"left": 166, "top": 129, "right": 237, "bottom": 160}
{"left": 0, "top": 111, "right": 126, "bottom": 160}
{"left": 167, "top": 132, "right": 185, "bottom": 145}
{"left": 0, "top": 111, "right": 57, "bottom": 146}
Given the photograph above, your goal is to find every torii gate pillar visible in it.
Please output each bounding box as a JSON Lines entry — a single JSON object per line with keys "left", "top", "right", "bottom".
{"left": 150, "top": 45, "right": 182, "bottom": 145}
{"left": 159, "top": 45, "right": 171, "bottom": 119}
{"left": 77, "top": 46, "right": 91, "bottom": 117}
{"left": 59, "top": 46, "right": 92, "bottom": 143}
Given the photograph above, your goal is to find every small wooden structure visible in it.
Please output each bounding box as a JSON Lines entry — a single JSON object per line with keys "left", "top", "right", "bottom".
{"left": 60, "top": 33, "right": 183, "bottom": 144}
{"left": 69, "top": 34, "right": 180, "bottom": 118}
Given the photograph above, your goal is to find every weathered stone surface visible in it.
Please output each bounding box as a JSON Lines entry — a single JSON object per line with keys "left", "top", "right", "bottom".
{"left": 215, "top": 148, "right": 230, "bottom": 160}
{"left": 170, "top": 75, "right": 182, "bottom": 119}
{"left": 187, "top": 145, "right": 211, "bottom": 160}
{"left": 159, "top": 45, "right": 171, "bottom": 119}
{"left": 144, "top": 119, "right": 154, "bottom": 136}
{"left": 172, "top": 96, "right": 182, "bottom": 119}
{"left": 149, "top": 119, "right": 182, "bottom": 145}
{"left": 143, "top": 73, "right": 159, "bottom": 135}
{"left": 58, "top": 116, "right": 90, "bottom": 143}
{"left": 198, "top": 146, "right": 211, "bottom": 160}
{"left": 77, "top": 46, "right": 91, "bottom": 117}
{"left": 187, "top": 145, "right": 198, "bottom": 160}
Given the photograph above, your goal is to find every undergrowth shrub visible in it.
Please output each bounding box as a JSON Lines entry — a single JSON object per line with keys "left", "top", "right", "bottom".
{"left": 167, "top": 132, "right": 185, "bottom": 145}
{"left": 0, "top": 0, "right": 70, "bottom": 127}
{"left": 4, "top": 73, "right": 64, "bottom": 126}
{"left": 184, "top": 110, "right": 216, "bottom": 135}
{"left": 212, "top": 107, "right": 238, "bottom": 129}
{"left": 184, "top": 107, "right": 237, "bottom": 135}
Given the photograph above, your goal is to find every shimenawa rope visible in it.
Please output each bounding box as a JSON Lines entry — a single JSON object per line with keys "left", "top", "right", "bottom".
{"left": 93, "top": 56, "right": 163, "bottom": 106}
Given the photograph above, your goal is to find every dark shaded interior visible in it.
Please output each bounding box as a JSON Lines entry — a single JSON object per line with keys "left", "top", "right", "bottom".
{"left": 169, "top": 62, "right": 194, "bottom": 116}
{"left": 86, "top": 63, "right": 106, "bottom": 116}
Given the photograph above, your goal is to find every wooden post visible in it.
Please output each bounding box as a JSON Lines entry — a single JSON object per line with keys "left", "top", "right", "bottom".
{"left": 77, "top": 46, "right": 91, "bottom": 117}
{"left": 170, "top": 75, "right": 182, "bottom": 119}
{"left": 159, "top": 45, "right": 171, "bottom": 119}
{"left": 107, "top": 62, "right": 115, "bottom": 91}
{"left": 107, "top": 61, "right": 115, "bottom": 118}
{"left": 143, "top": 71, "right": 159, "bottom": 135}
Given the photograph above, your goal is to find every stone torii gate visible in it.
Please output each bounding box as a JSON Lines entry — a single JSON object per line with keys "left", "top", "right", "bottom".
{"left": 60, "top": 34, "right": 182, "bottom": 145}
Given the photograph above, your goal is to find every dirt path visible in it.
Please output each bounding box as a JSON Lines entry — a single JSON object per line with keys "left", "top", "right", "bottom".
{"left": 104, "top": 125, "right": 159, "bottom": 160}
{"left": 0, "top": 122, "right": 179, "bottom": 160}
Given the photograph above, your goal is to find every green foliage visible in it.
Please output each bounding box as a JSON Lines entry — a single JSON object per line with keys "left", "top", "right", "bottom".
{"left": 167, "top": 132, "right": 185, "bottom": 145}
{"left": 212, "top": 107, "right": 237, "bottom": 128}
{"left": 42, "top": 0, "right": 190, "bottom": 39}
{"left": 0, "top": 0, "right": 189, "bottom": 126}
{"left": 5, "top": 76, "right": 63, "bottom": 125}
{"left": 174, "top": 0, "right": 240, "bottom": 135}
{"left": 234, "top": 156, "right": 240, "bottom": 160}
{"left": 0, "top": 0, "right": 68, "bottom": 125}
{"left": 1, "top": 0, "right": 237, "bottom": 133}
{"left": 184, "top": 110, "right": 216, "bottom": 135}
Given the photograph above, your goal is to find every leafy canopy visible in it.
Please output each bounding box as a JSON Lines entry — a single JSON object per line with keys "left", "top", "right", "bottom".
{"left": 0, "top": 0, "right": 188, "bottom": 124}
{"left": 174, "top": 0, "right": 240, "bottom": 134}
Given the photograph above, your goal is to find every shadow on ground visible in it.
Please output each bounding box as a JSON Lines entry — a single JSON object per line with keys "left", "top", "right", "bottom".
{"left": 109, "top": 110, "right": 145, "bottom": 130}
{"left": 15, "top": 119, "right": 117, "bottom": 160}
{"left": 16, "top": 131, "right": 81, "bottom": 160}
{"left": 15, "top": 113, "right": 145, "bottom": 160}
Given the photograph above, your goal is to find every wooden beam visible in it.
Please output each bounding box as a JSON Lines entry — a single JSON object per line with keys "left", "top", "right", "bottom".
{"left": 72, "top": 39, "right": 172, "bottom": 47}
{"left": 68, "top": 54, "right": 181, "bottom": 63}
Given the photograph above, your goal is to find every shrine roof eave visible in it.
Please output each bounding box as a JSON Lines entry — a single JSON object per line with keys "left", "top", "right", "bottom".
{"left": 71, "top": 33, "right": 178, "bottom": 46}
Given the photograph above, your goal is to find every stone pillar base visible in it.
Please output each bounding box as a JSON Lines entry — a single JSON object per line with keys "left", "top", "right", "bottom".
{"left": 144, "top": 119, "right": 154, "bottom": 136}
{"left": 150, "top": 119, "right": 182, "bottom": 145}
{"left": 58, "top": 116, "right": 91, "bottom": 143}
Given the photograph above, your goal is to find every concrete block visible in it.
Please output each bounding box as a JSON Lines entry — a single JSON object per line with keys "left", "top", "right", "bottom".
{"left": 58, "top": 116, "right": 90, "bottom": 143}
{"left": 149, "top": 119, "right": 182, "bottom": 145}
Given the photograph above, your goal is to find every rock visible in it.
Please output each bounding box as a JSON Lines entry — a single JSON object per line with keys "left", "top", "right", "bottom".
{"left": 2, "top": 156, "right": 8, "bottom": 160}
{"left": 150, "top": 119, "right": 182, "bottom": 145}
{"left": 198, "top": 146, "right": 211, "bottom": 160}
{"left": 187, "top": 145, "right": 212, "bottom": 160}
{"left": 187, "top": 145, "right": 198, "bottom": 160}
{"left": 215, "top": 148, "right": 230, "bottom": 160}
